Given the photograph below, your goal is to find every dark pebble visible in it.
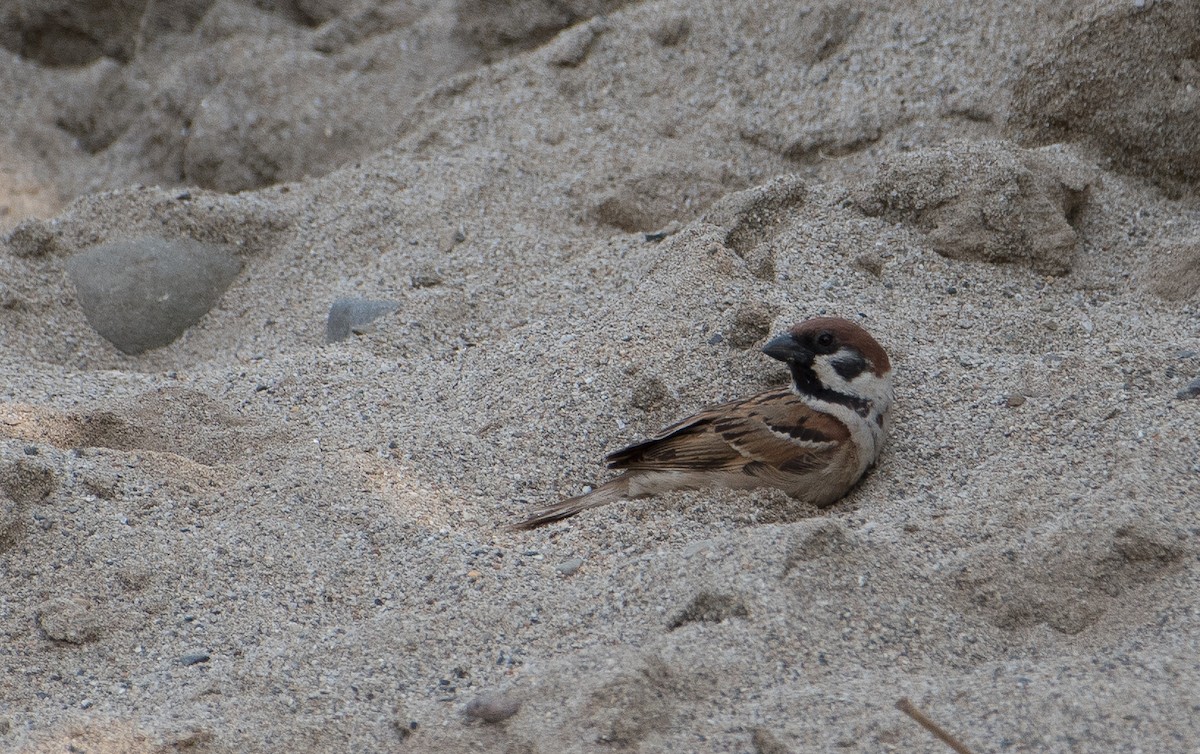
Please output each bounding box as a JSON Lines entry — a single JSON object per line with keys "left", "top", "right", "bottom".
{"left": 179, "top": 652, "right": 210, "bottom": 666}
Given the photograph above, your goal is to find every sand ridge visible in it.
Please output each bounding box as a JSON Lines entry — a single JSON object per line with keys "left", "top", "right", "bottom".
{"left": 1, "top": 0, "right": 1199, "bottom": 751}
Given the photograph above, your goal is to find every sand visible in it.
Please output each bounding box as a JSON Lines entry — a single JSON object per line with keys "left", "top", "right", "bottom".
{"left": 1, "top": 0, "right": 1198, "bottom": 751}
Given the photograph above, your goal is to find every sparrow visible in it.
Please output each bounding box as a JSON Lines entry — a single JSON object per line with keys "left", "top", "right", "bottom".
{"left": 509, "top": 316, "right": 894, "bottom": 530}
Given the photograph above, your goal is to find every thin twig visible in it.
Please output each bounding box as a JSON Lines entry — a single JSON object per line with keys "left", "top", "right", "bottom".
{"left": 895, "top": 697, "right": 979, "bottom": 754}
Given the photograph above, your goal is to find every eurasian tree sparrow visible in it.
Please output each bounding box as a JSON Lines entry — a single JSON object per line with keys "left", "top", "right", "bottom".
{"left": 509, "top": 317, "right": 894, "bottom": 530}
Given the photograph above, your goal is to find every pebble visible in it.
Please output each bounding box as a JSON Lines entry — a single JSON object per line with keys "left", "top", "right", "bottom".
{"left": 179, "top": 652, "right": 211, "bottom": 666}
{"left": 462, "top": 693, "right": 521, "bottom": 723}
{"left": 325, "top": 298, "right": 401, "bottom": 342}
{"left": 555, "top": 557, "right": 584, "bottom": 576}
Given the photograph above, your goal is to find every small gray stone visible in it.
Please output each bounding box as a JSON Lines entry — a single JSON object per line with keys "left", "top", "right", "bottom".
{"left": 68, "top": 236, "right": 243, "bottom": 354}
{"left": 326, "top": 298, "right": 400, "bottom": 343}
{"left": 179, "top": 652, "right": 211, "bottom": 666}
{"left": 555, "top": 557, "right": 584, "bottom": 576}
{"left": 462, "top": 693, "right": 520, "bottom": 723}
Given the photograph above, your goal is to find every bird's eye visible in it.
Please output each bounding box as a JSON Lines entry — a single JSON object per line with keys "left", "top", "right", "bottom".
{"left": 815, "top": 332, "right": 835, "bottom": 350}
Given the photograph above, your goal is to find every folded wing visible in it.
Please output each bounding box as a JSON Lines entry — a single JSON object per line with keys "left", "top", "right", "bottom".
{"left": 606, "top": 388, "right": 850, "bottom": 476}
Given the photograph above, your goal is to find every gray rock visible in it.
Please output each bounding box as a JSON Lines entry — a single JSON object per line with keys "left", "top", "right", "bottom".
{"left": 462, "top": 692, "right": 521, "bottom": 723}
{"left": 68, "top": 236, "right": 243, "bottom": 355}
{"left": 326, "top": 298, "right": 400, "bottom": 343}
{"left": 179, "top": 651, "right": 211, "bottom": 666}
{"left": 555, "top": 557, "right": 584, "bottom": 576}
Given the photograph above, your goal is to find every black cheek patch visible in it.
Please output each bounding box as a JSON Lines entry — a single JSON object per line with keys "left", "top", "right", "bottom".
{"left": 831, "top": 352, "right": 867, "bottom": 381}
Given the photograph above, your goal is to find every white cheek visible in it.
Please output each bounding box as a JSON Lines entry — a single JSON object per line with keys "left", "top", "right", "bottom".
{"left": 812, "top": 359, "right": 849, "bottom": 391}
{"left": 812, "top": 358, "right": 893, "bottom": 407}
{"left": 850, "top": 370, "right": 894, "bottom": 406}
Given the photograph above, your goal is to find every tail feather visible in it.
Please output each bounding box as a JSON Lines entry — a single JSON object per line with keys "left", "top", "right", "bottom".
{"left": 507, "top": 477, "right": 630, "bottom": 530}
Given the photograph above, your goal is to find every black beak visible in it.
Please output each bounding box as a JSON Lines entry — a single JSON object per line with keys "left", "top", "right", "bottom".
{"left": 761, "top": 333, "right": 812, "bottom": 365}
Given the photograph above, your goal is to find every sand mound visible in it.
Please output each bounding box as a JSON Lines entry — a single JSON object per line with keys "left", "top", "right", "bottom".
{"left": 1, "top": 1, "right": 1198, "bottom": 752}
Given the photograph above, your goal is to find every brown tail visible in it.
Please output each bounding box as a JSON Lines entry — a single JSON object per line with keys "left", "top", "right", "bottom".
{"left": 506, "top": 477, "right": 630, "bottom": 530}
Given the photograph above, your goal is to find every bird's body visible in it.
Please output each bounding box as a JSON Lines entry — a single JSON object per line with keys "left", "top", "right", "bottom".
{"left": 509, "top": 317, "right": 893, "bottom": 530}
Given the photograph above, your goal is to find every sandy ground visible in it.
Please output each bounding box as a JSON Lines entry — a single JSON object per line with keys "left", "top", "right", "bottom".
{"left": 1, "top": 0, "right": 1199, "bottom": 752}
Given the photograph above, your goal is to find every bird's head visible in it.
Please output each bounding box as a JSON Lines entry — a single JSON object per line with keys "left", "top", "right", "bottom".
{"left": 762, "top": 317, "right": 893, "bottom": 407}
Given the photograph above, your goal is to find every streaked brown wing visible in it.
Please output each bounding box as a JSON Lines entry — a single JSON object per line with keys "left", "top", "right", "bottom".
{"left": 605, "top": 388, "right": 848, "bottom": 474}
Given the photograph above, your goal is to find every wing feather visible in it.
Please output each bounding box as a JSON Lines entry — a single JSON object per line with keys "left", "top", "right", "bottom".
{"left": 605, "top": 388, "right": 849, "bottom": 475}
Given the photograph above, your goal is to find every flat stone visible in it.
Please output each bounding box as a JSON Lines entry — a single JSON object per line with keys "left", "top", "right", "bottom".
{"left": 179, "top": 652, "right": 211, "bottom": 666}
{"left": 555, "top": 557, "right": 584, "bottom": 576}
{"left": 326, "top": 298, "right": 400, "bottom": 343}
{"left": 462, "top": 692, "right": 521, "bottom": 723}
